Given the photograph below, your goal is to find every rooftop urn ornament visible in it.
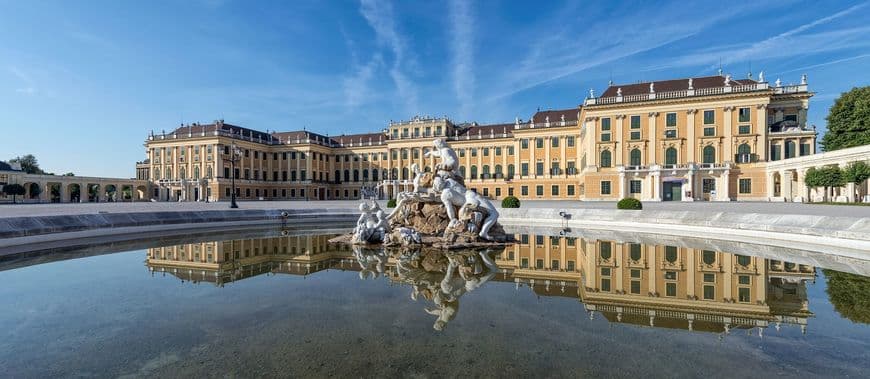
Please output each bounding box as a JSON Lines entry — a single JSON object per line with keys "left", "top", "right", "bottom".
{"left": 589, "top": 88, "right": 595, "bottom": 98}
{"left": 688, "top": 78, "right": 693, "bottom": 90}
{"left": 758, "top": 71, "right": 765, "bottom": 82}
{"left": 649, "top": 82, "right": 655, "bottom": 93}
{"left": 801, "top": 73, "right": 808, "bottom": 85}
{"left": 775, "top": 78, "right": 782, "bottom": 87}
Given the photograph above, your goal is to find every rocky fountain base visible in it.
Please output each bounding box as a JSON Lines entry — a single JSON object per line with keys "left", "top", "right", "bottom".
{"left": 329, "top": 138, "right": 514, "bottom": 250}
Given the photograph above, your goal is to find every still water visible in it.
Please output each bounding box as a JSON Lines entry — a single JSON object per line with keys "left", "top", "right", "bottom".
{"left": 1, "top": 227, "right": 869, "bottom": 378}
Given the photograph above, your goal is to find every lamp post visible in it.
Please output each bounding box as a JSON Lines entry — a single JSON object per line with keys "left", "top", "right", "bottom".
{"left": 228, "top": 144, "right": 241, "bottom": 209}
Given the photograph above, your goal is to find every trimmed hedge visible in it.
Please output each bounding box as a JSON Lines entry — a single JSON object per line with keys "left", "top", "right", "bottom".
{"left": 387, "top": 199, "right": 397, "bottom": 208}
{"left": 617, "top": 197, "right": 642, "bottom": 210}
{"left": 501, "top": 196, "right": 521, "bottom": 208}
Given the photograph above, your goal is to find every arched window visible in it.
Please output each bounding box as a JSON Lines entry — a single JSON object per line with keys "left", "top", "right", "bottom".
{"left": 703, "top": 145, "right": 716, "bottom": 164}
{"left": 362, "top": 169, "right": 369, "bottom": 181}
{"left": 194, "top": 166, "right": 200, "bottom": 179}
{"left": 334, "top": 170, "right": 341, "bottom": 183}
{"left": 507, "top": 164, "right": 515, "bottom": 178}
{"left": 665, "top": 246, "right": 678, "bottom": 263}
{"left": 390, "top": 168, "right": 398, "bottom": 180}
{"left": 738, "top": 143, "right": 751, "bottom": 155}
{"left": 470, "top": 165, "right": 478, "bottom": 179}
{"left": 600, "top": 150, "right": 612, "bottom": 168}
{"left": 353, "top": 170, "right": 359, "bottom": 182}
{"left": 344, "top": 170, "right": 350, "bottom": 182}
{"left": 372, "top": 170, "right": 379, "bottom": 181}
{"left": 665, "top": 147, "right": 677, "bottom": 165}
{"left": 600, "top": 242, "right": 612, "bottom": 260}
{"left": 630, "top": 149, "right": 642, "bottom": 166}
{"left": 785, "top": 141, "right": 796, "bottom": 159}
{"left": 459, "top": 166, "right": 466, "bottom": 178}
{"left": 630, "top": 244, "right": 641, "bottom": 261}
{"left": 736, "top": 254, "right": 751, "bottom": 267}
{"left": 482, "top": 165, "right": 490, "bottom": 178}
{"left": 206, "top": 165, "right": 212, "bottom": 178}
{"left": 702, "top": 250, "right": 716, "bottom": 265}
{"left": 402, "top": 167, "right": 409, "bottom": 180}
{"left": 494, "top": 165, "right": 503, "bottom": 177}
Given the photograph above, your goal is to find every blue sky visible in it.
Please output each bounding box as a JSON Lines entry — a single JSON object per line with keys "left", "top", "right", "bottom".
{"left": 1, "top": 0, "right": 869, "bottom": 177}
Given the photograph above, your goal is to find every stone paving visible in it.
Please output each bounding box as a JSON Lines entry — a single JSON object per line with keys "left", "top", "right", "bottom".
{"left": 1, "top": 199, "right": 869, "bottom": 218}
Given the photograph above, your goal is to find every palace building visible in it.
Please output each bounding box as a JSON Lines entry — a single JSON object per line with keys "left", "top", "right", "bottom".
{"left": 139, "top": 73, "right": 815, "bottom": 202}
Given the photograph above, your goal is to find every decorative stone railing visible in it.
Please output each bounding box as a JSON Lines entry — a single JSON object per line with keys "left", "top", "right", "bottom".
{"left": 584, "top": 82, "right": 778, "bottom": 106}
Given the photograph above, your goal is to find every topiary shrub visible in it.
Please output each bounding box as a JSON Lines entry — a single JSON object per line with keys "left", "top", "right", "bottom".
{"left": 501, "top": 196, "right": 521, "bottom": 208}
{"left": 617, "top": 197, "right": 642, "bottom": 210}
{"left": 387, "top": 198, "right": 397, "bottom": 208}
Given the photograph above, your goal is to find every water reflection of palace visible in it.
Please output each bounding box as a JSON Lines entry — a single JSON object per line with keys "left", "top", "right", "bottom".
{"left": 146, "top": 233, "right": 815, "bottom": 334}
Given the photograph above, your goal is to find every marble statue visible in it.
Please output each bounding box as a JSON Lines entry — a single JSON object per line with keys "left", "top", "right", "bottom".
{"left": 351, "top": 200, "right": 390, "bottom": 244}
{"left": 424, "top": 138, "right": 459, "bottom": 173}
{"left": 460, "top": 190, "right": 499, "bottom": 240}
{"left": 433, "top": 176, "right": 466, "bottom": 222}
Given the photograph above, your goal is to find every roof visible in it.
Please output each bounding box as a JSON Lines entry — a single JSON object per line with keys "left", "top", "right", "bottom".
{"left": 456, "top": 123, "right": 514, "bottom": 137}
{"left": 0, "top": 161, "right": 21, "bottom": 172}
{"left": 531, "top": 108, "right": 580, "bottom": 123}
{"left": 331, "top": 132, "right": 387, "bottom": 146}
{"left": 601, "top": 75, "right": 759, "bottom": 97}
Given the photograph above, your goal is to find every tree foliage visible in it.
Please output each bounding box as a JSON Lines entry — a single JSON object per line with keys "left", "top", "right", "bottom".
{"left": 804, "top": 166, "right": 844, "bottom": 189}
{"left": 9, "top": 154, "right": 47, "bottom": 175}
{"left": 2, "top": 183, "right": 26, "bottom": 203}
{"left": 617, "top": 197, "right": 643, "bottom": 210}
{"left": 842, "top": 161, "right": 870, "bottom": 185}
{"left": 823, "top": 269, "right": 870, "bottom": 324}
{"left": 821, "top": 86, "right": 870, "bottom": 151}
{"left": 501, "top": 196, "right": 521, "bottom": 208}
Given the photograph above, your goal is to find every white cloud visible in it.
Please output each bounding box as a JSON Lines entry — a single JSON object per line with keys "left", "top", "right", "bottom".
{"left": 343, "top": 54, "right": 383, "bottom": 108}
{"left": 15, "top": 87, "right": 36, "bottom": 95}
{"left": 359, "top": 0, "right": 419, "bottom": 115}
{"left": 448, "top": 0, "right": 475, "bottom": 120}
{"left": 485, "top": 3, "right": 750, "bottom": 101}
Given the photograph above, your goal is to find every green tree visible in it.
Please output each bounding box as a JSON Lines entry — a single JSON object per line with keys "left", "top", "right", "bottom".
{"left": 843, "top": 161, "right": 870, "bottom": 185}
{"left": 62, "top": 172, "right": 75, "bottom": 176}
{"left": 823, "top": 269, "right": 870, "bottom": 324}
{"left": 2, "top": 183, "right": 26, "bottom": 203}
{"left": 821, "top": 86, "right": 870, "bottom": 151}
{"left": 804, "top": 166, "right": 844, "bottom": 202}
{"left": 8, "top": 154, "right": 46, "bottom": 175}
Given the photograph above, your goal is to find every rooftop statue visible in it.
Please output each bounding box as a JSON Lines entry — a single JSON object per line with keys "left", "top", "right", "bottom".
{"left": 332, "top": 137, "right": 511, "bottom": 249}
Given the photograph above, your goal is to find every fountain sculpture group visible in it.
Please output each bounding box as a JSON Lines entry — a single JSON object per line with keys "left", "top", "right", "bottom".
{"left": 331, "top": 138, "right": 511, "bottom": 248}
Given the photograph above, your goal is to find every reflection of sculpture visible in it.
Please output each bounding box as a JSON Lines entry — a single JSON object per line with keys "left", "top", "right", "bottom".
{"left": 391, "top": 248, "right": 501, "bottom": 331}
{"left": 335, "top": 137, "right": 510, "bottom": 248}
{"left": 353, "top": 246, "right": 388, "bottom": 279}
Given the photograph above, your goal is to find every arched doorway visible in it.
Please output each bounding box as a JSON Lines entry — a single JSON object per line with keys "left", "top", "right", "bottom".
{"left": 136, "top": 185, "right": 148, "bottom": 201}
{"left": 23, "top": 182, "right": 41, "bottom": 201}
{"left": 105, "top": 184, "right": 118, "bottom": 202}
{"left": 67, "top": 183, "right": 81, "bottom": 203}
{"left": 49, "top": 183, "right": 62, "bottom": 203}
{"left": 88, "top": 184, "right": 101, "bottom": 202}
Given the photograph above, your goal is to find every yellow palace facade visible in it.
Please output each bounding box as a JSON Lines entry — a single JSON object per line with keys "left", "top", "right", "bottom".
{"left": 139, "top": 73, "right": 814, "bottom": 202}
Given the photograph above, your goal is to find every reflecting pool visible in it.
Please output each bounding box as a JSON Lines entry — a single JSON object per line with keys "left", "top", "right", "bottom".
{"left": 1, "top": 227, "right": 869, "bottom": 377}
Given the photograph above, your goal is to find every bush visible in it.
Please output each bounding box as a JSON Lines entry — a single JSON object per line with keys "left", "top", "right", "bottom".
{"left": 387, "top": 198, "right": 397, "bottom": 208}
{"left": 617, "top": 197, "right": 642, "bottom": 210}
{"left": 501, "top": 196, "right": 521, "bottom": 208}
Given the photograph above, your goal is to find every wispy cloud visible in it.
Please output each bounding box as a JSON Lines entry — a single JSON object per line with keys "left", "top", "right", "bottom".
{"left": 359, "top": 0, "right": 419, "bottom": 115}
{"left": 780, "top": 53, "right": 870, "bottom": 74}
{"left": 448, "top": 0, "right": 475, "bottom": 120}
{"left": 674, "top": 3, "right": 870, "bottom": 71}
{"left": 485, "top": 3, "right": 750, "bottom": 101}
{"left": 343, "top": 54, "right": 383, "bottom": 108}
{"left": 8, "top": 66, "right": 37, "bottom": 95}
